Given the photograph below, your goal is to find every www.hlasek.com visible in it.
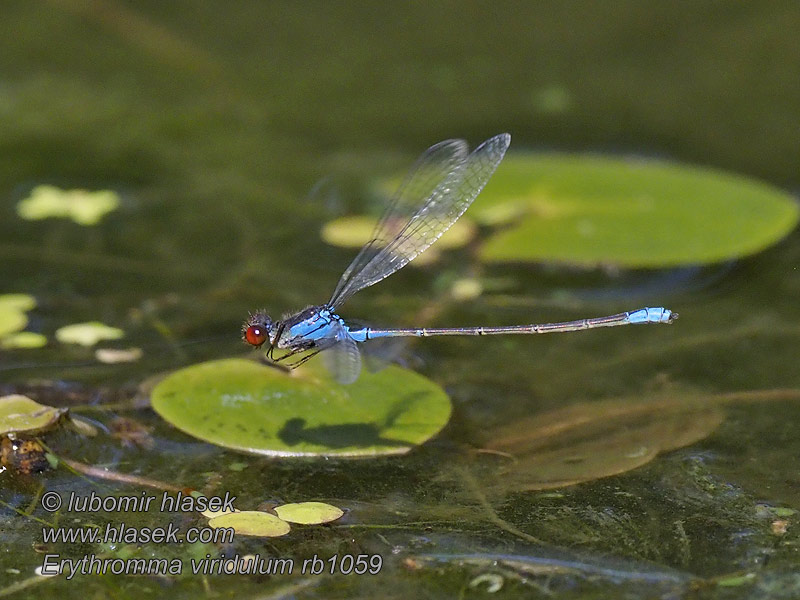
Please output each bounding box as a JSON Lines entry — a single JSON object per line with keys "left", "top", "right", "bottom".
{"left": 39, "top": 490, "right": 383, "bottom": 579}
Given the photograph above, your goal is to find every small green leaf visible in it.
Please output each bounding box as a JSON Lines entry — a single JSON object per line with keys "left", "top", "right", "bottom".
{"left": 94, "top": 347, "right": 142, "bottom": 363}
{"left": 207, "top": 510, "right": 290, "bottom": 537}
{"left": 0, "top": 294, "right": 37, "bottom": 312}
{"left": 0, "top": 331, "right": 47, "bottom": 349}
{"left": 201, "top": 507, "right": 239, "bottom": 519}
{"left": 0, "top": 294, "right": 37, "bottom": 340}
{"left": 0, "top": 394, "right": 68, "bottom": 435}
{"left": 0, "top": 308, "right": 27, "bottom": 339}
{"left": 67, "top": 415, "right": 99, "bottom": 437}
{"left": 17, "top": 185, "right": 120, "bottom": 226}
{"left": 470, "top": 154, "right": 799, "bottom": 267}
{"left": 716, "top": 573, "right": 755, "bottom": 587}
{"left": 274, "top": 502, "right": 344, "bottom": 525}
{"left": 55, "top": 322, "right": 124, "bottom": 346}
{"left": 45, "top": 452, "right": 59, "bottom": 469}
{"left": 321, "top": 215, "right": 475, "bottom": 251}
{"left": 151, "top": 358, "right": 451, "bottom": 457}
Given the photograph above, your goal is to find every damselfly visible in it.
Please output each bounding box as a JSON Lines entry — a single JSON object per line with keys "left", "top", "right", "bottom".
{"left": 243, "top": 134, "right": 677, "bottom": 383}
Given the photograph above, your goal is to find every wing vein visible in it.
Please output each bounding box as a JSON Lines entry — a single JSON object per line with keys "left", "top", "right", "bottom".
{"left": 329, "top": 133, "right": 510, "bottom": 308}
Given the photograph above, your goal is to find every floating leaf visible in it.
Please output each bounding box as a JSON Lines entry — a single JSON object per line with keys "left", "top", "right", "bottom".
{"left": 0, "top": 332, "right": 47, "bottom": 349}
{"left": 321, "top": 214, "right": 476, "bottom": 265}
{"left": 716, "top": 574, "right": 756, "bottom": 588}
{"left": 449, "top": 277, "right": 483, "bottom": 301}
{"left": 207, "top": 510, "right": 290, "bottom": 537}
{"left": 274, "top": 502, "right": 344, "bottom": 524}
{"left": 151, "top": 358, "right": 451, "bottom": 457}
{"left": 0, "top": 294, "right": 37, "bottom": 341}
{"left": 0, "top": 307, "right": 27, "bottom": 339}
{"left": 55, "top": 322, "right": 124, "bottom": 346}
{"left": 95, "top": 347, "right": 142, "bottom": 363}
{"left": 0, "top": 394, "right": 68, "bottom": 435}
{"left": 321, "top": 215, "right": 475, "bottom": 251}
{"left": 483, "top": 393, "right": 725, "bottom": 491}
{"left": 378, "top": 154, "right": 799, "bottom": 267}
{"left": 0, "top": 294, "right": 37, "bottom": 312}
{"left": 201, "top": 506, "right": 239, "bottom": 519}
{"left": 17, "top": 185, "right": 120, "bottom": 226}
{"left": 472, "top": 155, "right": 799, "bottom": 267}
{"left": 67, "top": 415, "right": 99, "bottom": 437}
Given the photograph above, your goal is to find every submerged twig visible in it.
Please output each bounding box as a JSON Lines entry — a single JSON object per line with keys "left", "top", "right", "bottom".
{"left": 61, "top": 458, "right": 183, "bottom": 493}
{"left": 458, "top": 465, "right": 546, "bottom": 546}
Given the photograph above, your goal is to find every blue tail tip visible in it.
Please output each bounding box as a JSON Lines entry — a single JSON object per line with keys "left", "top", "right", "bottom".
{"left": 656, "top": 307, "right": 678, "bottom": 324}
{"left": 630, "top": 307, "right": 678, "bottom": 324}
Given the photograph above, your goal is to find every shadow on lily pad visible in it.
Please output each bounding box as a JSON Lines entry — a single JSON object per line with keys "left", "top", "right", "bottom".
{"left": 150, "top": 358, "right": 451, "bottom": 457}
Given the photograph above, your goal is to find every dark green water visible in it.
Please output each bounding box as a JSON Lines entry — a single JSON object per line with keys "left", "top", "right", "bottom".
{"left": 1, "top": 2, "right": 799, "bottom": 598}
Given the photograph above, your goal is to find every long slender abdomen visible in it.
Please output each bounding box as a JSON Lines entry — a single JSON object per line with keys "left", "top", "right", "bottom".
{"left": 352, "top": 307, "right": 676, "bottom": 339}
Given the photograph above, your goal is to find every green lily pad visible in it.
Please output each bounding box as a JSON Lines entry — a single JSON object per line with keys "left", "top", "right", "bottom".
{"left": 274, "top": 502, "right": 344, "bottom": 524}
{"left": 378, "top": 154, "right": 799, "bottom": 267}
{"left": 17, "top": 185, "right": 120, "bottom": 226}
{"left": 207, "top": 510, "right": 290, "bottom": 537}
{"left": 94, "top": 347, "right": 142, "bottom": 363}
{"left": 0, "top": 294, "right": 37, "bottom": 340}
{"left": 321, "top": 214, "right": 476, "bottom": 266}
{"left": 55, "top": 322, "right": 125, "bottom": 346}
{"left": 150, "top": 358, "right": 452, "bottom": 457}
{"left": 0, "top": 294, "right": 37, "bottom": 312}
{"left": 0, "top": 394, "right": 68, "bottom": 435}
{"left": 473, "top": 154, "right": 800, "bottom": 267}
{"left": 321, "top": 215, "right": 476, "bottom": 250}
{"left": 0, "top": 331, "right": 47, "bottom": 349}
{"left": 201, "top": 506, "right": 239, "bottom": 519}
{"left": 0, "top": 307, "right": 27, "bottom": 339}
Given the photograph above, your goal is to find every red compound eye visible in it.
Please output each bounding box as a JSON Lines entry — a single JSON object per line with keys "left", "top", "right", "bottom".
{"left": 244, "top": 325, "right": 267, "bottom": 347}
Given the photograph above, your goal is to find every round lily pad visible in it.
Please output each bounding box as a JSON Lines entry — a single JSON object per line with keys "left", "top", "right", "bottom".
{"left": 473, "top": 154, "right": 800, "bottom": 267}
{"left": 150, "top": 358, "right": 452, "bottom": 457}
{"left": 0, "top": 294, "right": 37, "bottom": 340}
{"left": 321, "top": 215, "right": 476, "bottom": 250}
{"left": 17, "top": 185, "right": 120, "bottom": 226}
{"left": 274, "top": 502, "right": 344, "bottom": 524}
{"left": 95, "top": 347, "right": 142, "bottom": 363}
{"left": 207, "top": 510, "right": 290, "bottom": 537}
{"left": 1, "top": 332, "right": 47, "bottom": 349}
{"left": 377, "top": 154, "right": 799, "bottom": 267}
{"left": 0, "top": 294, "right": 37, "bottom": 312}
{"left": 0, "top": 394, "right": 68, "bottom": 435}
{"left": 201, "top": 507, "right": 239, "bottom": 519}
{"left": 483, "top": 392, "right": 724, "bottom": 491}
{"left": 0, "top": 308, "right": 27, "bottom": 339}
{"left": 55, "top": 322, "right": 125, "bottom": 346}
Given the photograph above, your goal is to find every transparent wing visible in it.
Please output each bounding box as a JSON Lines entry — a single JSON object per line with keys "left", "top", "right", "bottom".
{"left": 322, "top": 326, "right": 362, "bottom": 384}
{"left": 328, "top": 133, "right": 510, "bottom": 308}
{"left": 328, "top": 138, "right": 468, "bottom": 307}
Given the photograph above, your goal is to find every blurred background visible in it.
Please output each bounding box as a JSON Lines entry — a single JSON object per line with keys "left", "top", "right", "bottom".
{"left": 2, "top": 2, "right": 800, "bottom": 597}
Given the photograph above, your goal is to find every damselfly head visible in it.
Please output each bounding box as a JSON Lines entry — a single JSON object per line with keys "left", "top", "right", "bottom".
{"left": 242, "top": 311, "right": 274, "bottom": 347}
